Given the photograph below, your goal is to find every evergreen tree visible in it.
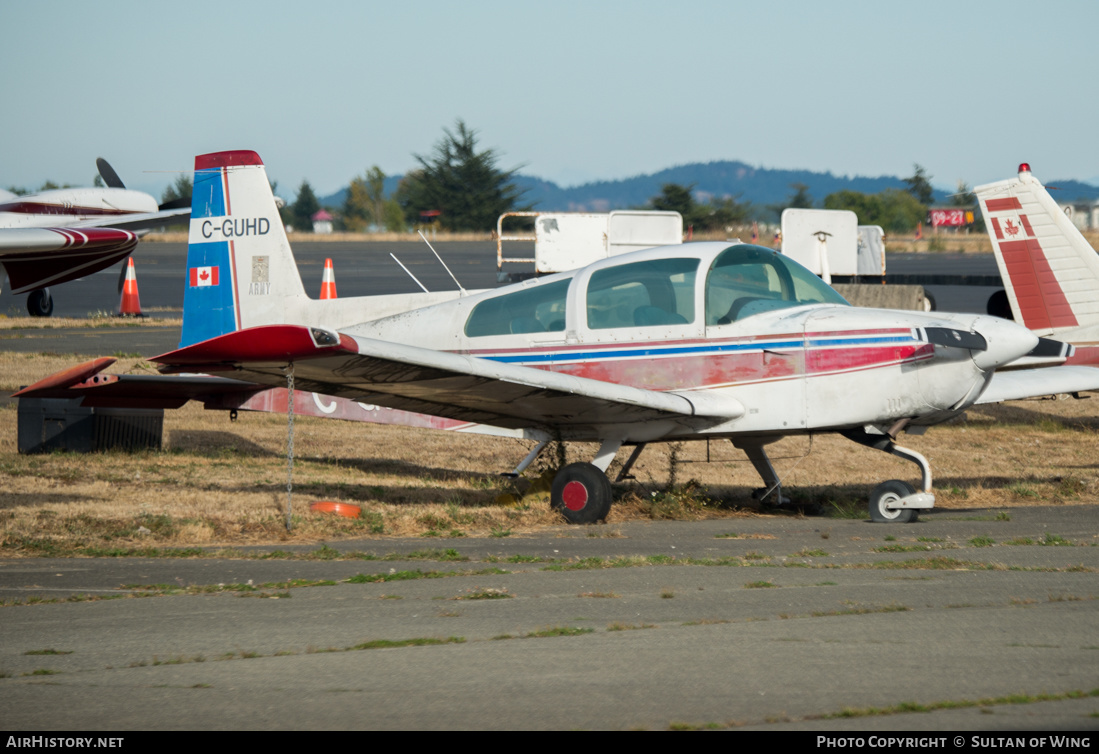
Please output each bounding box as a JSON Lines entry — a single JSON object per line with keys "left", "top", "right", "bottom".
{"left": 786, "top": 183, "right": 814, "bottom": 209}
{"left": 903, "top": 164, "right": 935, "bottom": 205}
{"left": 650, "top": 183, "right": 695, "bottom": 216}
{"left": 160, "top": 174, "right": 193, "bottom": 205}
{"left": 397, "top": 120, "right": 528, "bottom": 231}
{"left": 292, "top": 180, "right": 320, "bottom": 232}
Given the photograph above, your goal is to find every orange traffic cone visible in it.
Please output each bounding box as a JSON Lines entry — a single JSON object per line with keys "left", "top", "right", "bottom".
{"left": 319, "top": 257, "right": 337, "bottom": 299}
{"left": 118, "top": 257, "right": 143, "bottom": 317}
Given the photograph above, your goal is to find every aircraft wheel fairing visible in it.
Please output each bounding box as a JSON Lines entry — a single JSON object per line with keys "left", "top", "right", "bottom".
{"left": 27, "top": 288, "right": 53, "bottom": 318}
{"left": 551, "top": 462, "right": 612, "bottom": 524}
{"left": 869, "top": 480, "right": 919, "bottom": 523}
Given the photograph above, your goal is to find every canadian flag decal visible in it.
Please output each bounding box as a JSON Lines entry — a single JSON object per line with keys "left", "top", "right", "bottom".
{"left": 189, "top": 266, "right": 220, "bottom": 287}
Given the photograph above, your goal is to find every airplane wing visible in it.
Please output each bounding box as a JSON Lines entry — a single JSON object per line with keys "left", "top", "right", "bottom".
{"left": 977, "top": 365, "right": 1099, "bottom": 404}
{"left": 150, "top": 325, "right": 746, "bottom": 431}
{"left": 0, "top": 227, "right": 139, "bottom": 292}
{"left": 69, "top": 206, "right": 191, "bottom": 232}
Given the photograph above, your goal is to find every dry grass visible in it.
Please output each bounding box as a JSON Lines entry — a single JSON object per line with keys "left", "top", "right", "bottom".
{"left": 0, "top": 315, "right": 181, "bottom": 330}
{"left": 1, "top": 353, "right": 1098, "bottom": 555}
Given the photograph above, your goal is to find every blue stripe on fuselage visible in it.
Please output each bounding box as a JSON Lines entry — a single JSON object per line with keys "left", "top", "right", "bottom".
{"left": 481, "top": 334, "right": 915, "bottom": 365}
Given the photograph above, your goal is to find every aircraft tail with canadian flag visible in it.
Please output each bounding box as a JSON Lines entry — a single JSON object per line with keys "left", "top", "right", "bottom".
{"left": 975, "top": 164, "right": 1099, "bottom": 355}
{"left": 181, "top": 150, "right": 463, "bottom": 348}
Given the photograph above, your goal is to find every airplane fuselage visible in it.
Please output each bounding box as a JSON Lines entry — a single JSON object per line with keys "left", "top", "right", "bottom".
{"left": 0, "top": 188, "right": 157, "bottom": 229}
{"left": 328, "top": 242, "right": 1030, "bottom": 443}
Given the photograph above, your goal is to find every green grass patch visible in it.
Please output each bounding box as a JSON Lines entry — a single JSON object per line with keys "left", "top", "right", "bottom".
{"left": 400, "top": 548, "right": 469, "bottom": 562}
{"left": 350, "top": 637, "right": 465, "bottom": 650}
{"left": 811, "top": 603, "right": 909, "bottom": 617}
{"left": 1040, "top": 533, "right": 1072, "bottom": 546}
{"left": 524, "top": 626, "right": 594, "bottom": 638}
{"left": 817, "top": 687, "right": 1099, "bottom": 720}
{"left": 453, "top": 588, "right": 511, "bottom": 600}
{"left": 744, "top": 581, "right": 778, "bottom": 589}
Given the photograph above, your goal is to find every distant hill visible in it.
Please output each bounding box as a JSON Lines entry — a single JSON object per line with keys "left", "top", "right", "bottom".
{"left": 513, "top": 161, "right": 952, "bottom": 216}
{"left": 319, "top": 161, "right": 1099, "bottom": 217}
{"left": 1046, "top": 179, "right": 1099, "bottom": 202}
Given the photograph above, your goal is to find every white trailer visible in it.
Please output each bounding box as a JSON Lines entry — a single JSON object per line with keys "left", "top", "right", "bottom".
{"left": 496, "top": 210, "right": 682, "bottom": 283}
{"left": 781, "top": 208, "right": 930, "bottom": 310}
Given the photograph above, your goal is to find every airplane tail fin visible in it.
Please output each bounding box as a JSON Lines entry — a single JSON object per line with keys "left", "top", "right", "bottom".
{"left": 180, "top": 150, "right": 307, "bottom": 348}
{"left": 975, "top": 164, "right": 1099, "bottom": 336}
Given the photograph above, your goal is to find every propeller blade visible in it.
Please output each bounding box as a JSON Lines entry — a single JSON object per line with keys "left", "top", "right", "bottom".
{"left": 919, "top": 326, "right": 988, "bottom": 351}
{"left": 96, "top": 158, "right": 125, "bottom": 189}
{"left": 1027, "top": 337, "right": 1074, "bottom": 359}
{"left": 117, "top": 256, "right": 130, "bottom": 295}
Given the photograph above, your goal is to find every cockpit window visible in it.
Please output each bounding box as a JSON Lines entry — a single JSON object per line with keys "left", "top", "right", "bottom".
{"left": 586, "top": 258, "right": 699, "bottom": 330}
{"left": 464, "top": 279, "right": 570, "bottom": 337}
{"left": 705, "top": 244, "right": 848, "bottom": 325}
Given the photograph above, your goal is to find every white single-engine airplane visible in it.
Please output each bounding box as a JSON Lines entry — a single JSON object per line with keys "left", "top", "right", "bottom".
{"left": 0, "top": 158, "right": 191, "bottom": 316}
{"left": 18, "top": 151, "right": 1094, "bottom": 524}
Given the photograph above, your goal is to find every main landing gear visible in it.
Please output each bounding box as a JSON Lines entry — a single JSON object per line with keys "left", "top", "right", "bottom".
{"left": 511, "top": 439, "right": 624, "bottom": 524}
{"left": 27, "top": 288, "right": 53, "bottom": 318}
{"left": 734, "top": 440, "right": 822, "bottom": 516}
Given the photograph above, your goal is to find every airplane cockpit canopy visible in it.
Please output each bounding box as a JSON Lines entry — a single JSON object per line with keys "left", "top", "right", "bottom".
{"left": 462, "top": 243, "right": 850, "bottom": 338}
{"left": 705, "top": 244, "right": 849, "bottom": 325}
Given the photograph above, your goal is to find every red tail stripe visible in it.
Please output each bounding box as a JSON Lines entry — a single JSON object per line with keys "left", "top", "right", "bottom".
{"left": 986, "top": 198, "right": 1022, "bottom": 212}
{"left": 999, "top": 239, "right": 1078, "bottom": 330}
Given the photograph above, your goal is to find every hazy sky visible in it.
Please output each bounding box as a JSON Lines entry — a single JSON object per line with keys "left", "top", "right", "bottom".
{"left": 4, "top": 0, "right": 1097, "bottom": 200}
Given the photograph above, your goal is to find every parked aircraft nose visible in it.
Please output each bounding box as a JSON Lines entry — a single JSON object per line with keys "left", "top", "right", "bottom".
{"left": 970, "top": 316, "right": 1039, "bottom": 371}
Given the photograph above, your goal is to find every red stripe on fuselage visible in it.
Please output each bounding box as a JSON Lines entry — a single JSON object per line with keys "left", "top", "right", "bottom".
{"left": 548, "top": 343, "right": 931, "bottom": 390}
{"left": 466, "top": 332, "right": 929, "bottom": 392}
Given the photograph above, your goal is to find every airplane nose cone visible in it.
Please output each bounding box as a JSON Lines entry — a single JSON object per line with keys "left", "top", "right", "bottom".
{"left": 970, "top": 316, "right": 1039, "bottom": 371}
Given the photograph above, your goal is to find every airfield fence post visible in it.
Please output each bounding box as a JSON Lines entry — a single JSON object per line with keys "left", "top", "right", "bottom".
{"left": 286, "top": 364, "right": 295, "bottom": 531}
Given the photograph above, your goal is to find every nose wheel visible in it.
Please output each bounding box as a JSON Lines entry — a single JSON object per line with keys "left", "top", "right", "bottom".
{"left": 869, "top": 480, "right": 919, "bottom": 523}
{"left": 843, "top": 428, "right": 935, "bottom": 524}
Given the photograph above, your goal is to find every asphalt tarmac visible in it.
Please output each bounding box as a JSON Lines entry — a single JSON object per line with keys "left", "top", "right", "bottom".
{"left": 2, "top": 243, "right": 1095, "bottom": 732}
{"left": 1, "top": 507, "right": 1097, "bottom": 731}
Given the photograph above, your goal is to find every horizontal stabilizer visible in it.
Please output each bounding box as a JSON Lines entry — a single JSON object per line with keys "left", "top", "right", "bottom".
{"left": 977, "top": 365, "right": 1099, "bottom": 404}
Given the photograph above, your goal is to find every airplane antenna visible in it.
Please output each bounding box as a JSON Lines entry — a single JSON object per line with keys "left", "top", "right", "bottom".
{"left": 390, "top": 253, "right": 430, "bottom": 293}
{"left": 418, "top": 230, "right": 466, "bottom": 294}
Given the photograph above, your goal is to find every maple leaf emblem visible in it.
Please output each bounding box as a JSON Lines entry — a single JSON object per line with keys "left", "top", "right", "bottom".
{"left": 1004, "top": 219, "right": 1020, "bottom": 237}
{"left": 199, "top": 269, "right": 210, "bottom": 282}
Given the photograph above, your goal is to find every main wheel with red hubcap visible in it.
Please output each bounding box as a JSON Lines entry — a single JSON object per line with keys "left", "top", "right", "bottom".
{"left": 551, "top": 462, "right": 612, "bottom": 524}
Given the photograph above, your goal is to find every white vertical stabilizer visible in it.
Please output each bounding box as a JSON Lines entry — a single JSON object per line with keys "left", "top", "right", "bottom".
{"left": 975, "top": 164, "right": 1099, "bottom": 336}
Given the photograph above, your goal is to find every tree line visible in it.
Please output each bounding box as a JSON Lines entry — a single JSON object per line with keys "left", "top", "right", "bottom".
{"left": 7, "top": 123, "right": 968, "bottom": 237}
